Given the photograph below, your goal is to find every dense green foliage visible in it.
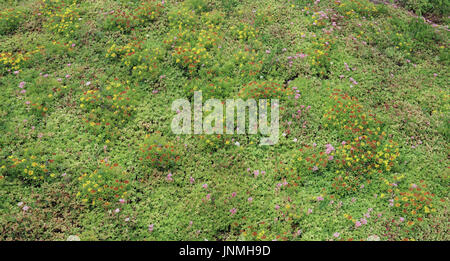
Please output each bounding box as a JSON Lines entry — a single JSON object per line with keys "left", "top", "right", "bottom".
{"left": 398, "top": 0, "right": 449, "bottom": 16}
{"left": 0, "top": 0, "right": 448, "bottom": 241}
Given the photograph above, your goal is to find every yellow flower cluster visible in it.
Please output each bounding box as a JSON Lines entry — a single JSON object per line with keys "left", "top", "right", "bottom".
{"left": 76, "top": 163, "right": 130, "bottom": 207}
{"left": 391, "top": 182, "right": 438, "bottom": 223}
{"left": 80, "top": 80, "right": 136, "bottom": 131}
{"left": 106, "top": 42, "right": 163, "bottom": 81}
{"left": 336, "top": 0, "right": 380, "bottom": 18}
{"left": 0, "top": 47, "right": 42, "bottom": 73}
{"left": 334, "top": 138, "right": 399, "bottom": 174}
{"left": 0, "top": 8, "right": 25, "bottom": 34}
{"left": 0, "top": 52, "right": 24, "bottom": 71}
{"left": 42, "top": 1, "right": 80, "bottom": 37}
{"left": 7, "top": 154, "right": 56, "bottom": 182}
{"left": 230, "top": 24, "right": 259, "bottom": 42}
{"left": 167, "top": 6, "right": 198, "bottom": 29}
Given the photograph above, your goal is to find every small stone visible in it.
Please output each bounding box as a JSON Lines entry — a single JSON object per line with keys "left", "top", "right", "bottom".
{"left": 67, "top": 235, "right": 81, "bottom": 241}
{"left": 367, "top": 235, "right": 380, "bottom": 241}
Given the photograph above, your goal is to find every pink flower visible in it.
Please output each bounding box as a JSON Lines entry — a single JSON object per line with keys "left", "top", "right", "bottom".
{"left": 231, "top": 192, "right": 237, "bottom": 198}
{"left": 166, "top": 172, "right": 173, "bottom": 182}
{"left": 333, "top": 232, "right": 340, "bottom": 238}
{"left": 317, "top": 196, "right": 324, "bottom": 201}
{"left": 344, "top": 62, "right": 350, "bottom": 71}
{"left": 119, "top": 198, "right": 125, "bottom": 204}
{"left": 114, "top": 208, "right": 120, "bottom": 213}
{"left": 230, "top": 208, "right": 237, "bottom": 215}
{"left": 355, "top": 221, "right": 361, "bottom": 228}
{"left": 22, "top": 206, "right": 30, "bottom": 211}
{"left": 266, "top": 50, "right": 271, "bottom": 54}
{"left": 148, "top": 224, "right": 154, "bottom": 232}
{"left": 325, "top": 144, "right": 335, "bottom": 154}
{"left": 248, "top": 197, "right": 253, "bottom": 202}
{"left": 361, "top": 218, "right": 367, "bottom": 225}
{"left": 202, "top": 183, "right": 208, "bottom": 189}
{"left": 190, "top": 176, "right": 195, "bottom": 184}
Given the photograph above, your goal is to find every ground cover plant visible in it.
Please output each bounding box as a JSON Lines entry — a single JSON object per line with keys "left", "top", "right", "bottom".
{"left": 0, "top": 0, "right": 448, "bottom": 241}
